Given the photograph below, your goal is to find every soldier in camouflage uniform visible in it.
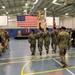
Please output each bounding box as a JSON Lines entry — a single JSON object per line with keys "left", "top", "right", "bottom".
{"left": 0, "top": 29, "right": 6, "bottom": 52}
{"left": 28, "top": 30, "right": 36, "bottom": 55}
{"left": 57, "top": 27, "right": 71, "bottom": 68}
{"left": 51, "top": 29, "right": 58, "bottom": 53}
{"left": 43, "top": 28, "right": 50, "bottom": 54}
{"left": 36, "top": 28, "right": 43, "bottom": 56}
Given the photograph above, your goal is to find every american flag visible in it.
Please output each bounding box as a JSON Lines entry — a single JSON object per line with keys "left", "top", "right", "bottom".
{"left": 17, "top": 15, "right": 37, "bottom": 27}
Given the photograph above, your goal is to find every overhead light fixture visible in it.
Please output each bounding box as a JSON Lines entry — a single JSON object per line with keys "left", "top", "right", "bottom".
{"left": 17, "top": 13, "right": 21, "bottom": 15}
{"left": 52, "top": 0, "right": 57, "bottom": 3}
{"left": 54, "top": 2, "right": 61, "bottom": 5}
{"left": 44, "top": 8, "right": 47, "bottom": 10}
{"left": 25, "top": 3, "right": 28, "bottom": 6}
{"left": 6, "top": 12, "right": 8, "bottom": 14}
{"left": 23, "top": 10, "right": 27, "bottom": 12}
{"left": 2, "top": 6, "right": 5, "bottom": 9}
{"left": 8, "top": 16, "right": 10, "bottom": 18}
{"left": 34, "top": 0, "right": 38, "bottom": 4}
{"left": 65, "top": 13, "right": 68, "bottom": 16}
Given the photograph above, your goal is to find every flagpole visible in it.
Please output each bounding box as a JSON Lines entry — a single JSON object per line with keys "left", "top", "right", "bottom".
{"left": 52, "top": 7, "right": 56, "bottom": 30}
{"left": 44, "top": 8, "right": 47, "bottom": 32}
{"left": 37, "top": 10, "right": 41, "bottom": 30}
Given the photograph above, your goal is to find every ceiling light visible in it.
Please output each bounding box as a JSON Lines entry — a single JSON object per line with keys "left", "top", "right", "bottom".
{"left": 2, "top": 6, "right": 5, "bottom": 9}
{"left": 44, "top": 8, "right": 47, "bottom": 10}
{"left": 6, "top": 12, "right": 8, "bottom": 14}
{"left": 24, "top": 10, "right": 27, "bottom": 12}
{"left": 52, "top": 0, "right": 57, "bottom": 3}
{"left": 8, "top": 16, "right": 10, "bottom": 18}
{"left": 65, "top": 13, "right": 68, "bottom": 16}
{"left": 53, "top": 2, "right": 61, "bottom": 5}
{"left": 25, "top": 3, "right": 28, "bottom": 6}
{"left": 34, "top": 0, "right": 38, "bottom": 4}
{"left": 17, "top": 13, "right": 21, "bottom": 15}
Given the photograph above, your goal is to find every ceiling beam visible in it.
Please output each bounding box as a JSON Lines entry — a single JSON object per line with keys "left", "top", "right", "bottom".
{"left": 56, "top": 6, "right": 72, "bottom": 14}
{"left": 14, "top": 0, "right": 16, "bottom": 13}
{"left": 0, "top": 4, "right": 32, "bottom": 11}
{"left": 0, "top": 0, "right": 7, "bottom": 13}
{"left": 7, "top": 0, "right": 14, "bottom": 14}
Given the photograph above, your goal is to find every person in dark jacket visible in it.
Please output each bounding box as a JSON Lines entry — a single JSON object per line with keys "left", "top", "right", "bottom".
{"left": 71, "top": 28, "right": 75, "bottom": 47}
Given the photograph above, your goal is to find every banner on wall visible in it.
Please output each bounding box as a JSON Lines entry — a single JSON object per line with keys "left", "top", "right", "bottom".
{"left": 17, "top": 15, "right": 37, "bottom": 27}
{"left": 46, "top": 17, "right": 59, "bottom": 26}
{"left": 0, "top": 16, "right": 7, "bottom": 26}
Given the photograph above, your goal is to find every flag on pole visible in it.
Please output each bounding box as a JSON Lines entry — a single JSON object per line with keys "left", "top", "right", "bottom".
{"left": 37, "top": 10, "right": 42, "bottom": 30}
{"left": 52, "top": 8, "right": 56, "bottom": 29}
{"left": 44, "top": 8, "right": 47, "bottom": 32}
{"left": 53, "top": 16, "right": 56, "bottom": 29}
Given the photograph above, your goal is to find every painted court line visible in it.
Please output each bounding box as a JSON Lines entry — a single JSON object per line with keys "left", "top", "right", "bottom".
{"left": 0, "top": 51, "right": 75, "bottom": 60}
{"left": 0, "top": 58, "right": 52, "bottom": 66}
{"left": 0, "top": 58, "right": 30, "bottom": 66}
{"left": 52, "top": 58, "right": 63, "bottom": 66}
{"left": 0, "top": 55, "right": 38, "bottom": 60}
{"left": 0, "top": 56, "right": 51, "bottom": 66}
{"left": 21, "top": 56, "right": 46, "bottom": 75}
{"left": 66, "top": 69, "right": 75, "bottom": 75}
{"left": 21, "top": 60, "right": 75, "bottom": 75}
{"left": 0, "top": 54, "right": 58, "bottom": 60}
{"left": 21, "top": 56, "right": 75, "bottom": 75}
{"left": 53, "top": 58, "right": 75, "bottom": 75}
{"left": 22, "top": 66, "right": 75, "bottom": 75}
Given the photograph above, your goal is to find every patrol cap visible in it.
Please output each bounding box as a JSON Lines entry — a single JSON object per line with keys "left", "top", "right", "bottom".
{"left": 39, "top": 28, "right": 43, "bottom": 31}
{"left": 31, "top": 29, "right": 35, "bottom": 33}
{"left": 46, "top": 28, "right": 49, "bottom": 30}
{"left": 58, "top": 28, "right": 61, "bottom": 30}
{"left": 61, "top": 26, "right": 66, "bottom": 30}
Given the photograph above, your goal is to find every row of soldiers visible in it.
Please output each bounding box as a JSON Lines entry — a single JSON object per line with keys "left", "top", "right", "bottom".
{"left": 28, "top": 27, "right": 71, "bottom": 68}
{"left": 0, "top": 29, "right": 9, "bottom": 56}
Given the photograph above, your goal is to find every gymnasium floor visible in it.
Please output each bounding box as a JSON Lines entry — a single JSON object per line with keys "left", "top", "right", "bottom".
{"left": 0, "top": 39, "right": 75, "bottom": 75}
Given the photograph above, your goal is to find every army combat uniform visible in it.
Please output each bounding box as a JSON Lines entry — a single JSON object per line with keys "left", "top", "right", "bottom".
{"left": 36, "top": 29, "right": 43, "bottom": 56}
{"left": 57, "top": 27, "right": 71, "bottom": 68}
{"left": 28, "top": 30, "right": 36, "bottom": 55}
{"left": 51, "top": 29, "right": 58, "bottom": 53}
{"left": 43, "top": 28, "right": 50, "bottom": 54}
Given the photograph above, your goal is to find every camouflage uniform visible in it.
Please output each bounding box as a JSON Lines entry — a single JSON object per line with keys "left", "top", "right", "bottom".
{"left": 57, "top": 29, "right": 71, "bottom": 68}
{"left": 0, "top": 30, "right": 5, "bottom": 52}
{"left": 36, "top": 29, "right": 43, "bottom": 56}
{"left": 28, "top": 31, "right": 36, "bottom": 55}
{"left": 1, "top": 31, "right": 5, "bottom": 43}
{"left": 51, "top": 30, "right": 58, "bottom": 53}
{"left": 43, "top": 29, "right": 50, "bottom": 54}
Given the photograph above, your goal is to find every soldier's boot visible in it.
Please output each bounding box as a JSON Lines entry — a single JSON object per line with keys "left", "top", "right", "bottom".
{"left": 52, "top": 49, "right": 56, "bottom": 53}
{"left": 2, "top": 48, "right": 5, "bottom": 53}
{"left": 62, "top": 62, "right": 67, "bottom": 68}
{"left": 61, "top": 61, "right": 64, "bottom": 64}
{"left": 40, "top": 51, "right": 42, "bottom": 56}
{"left": 31, "top": 52, "right": 35, "bottom": 55}
{"left": 0, "top": 52, "right": 2, "bottom": 57}
{"left": 46, "top": 50, "right": 49, "bottom": 54}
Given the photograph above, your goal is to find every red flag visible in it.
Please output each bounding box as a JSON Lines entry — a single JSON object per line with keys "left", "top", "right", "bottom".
{"left": 37, "top": 10, "right": 42, "bottom": 30}
{"left": 52, "top": 8, "right": 56, "bottom": 29}
{"left": 53, "top": 16, "right": 56, "bottom": 29}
